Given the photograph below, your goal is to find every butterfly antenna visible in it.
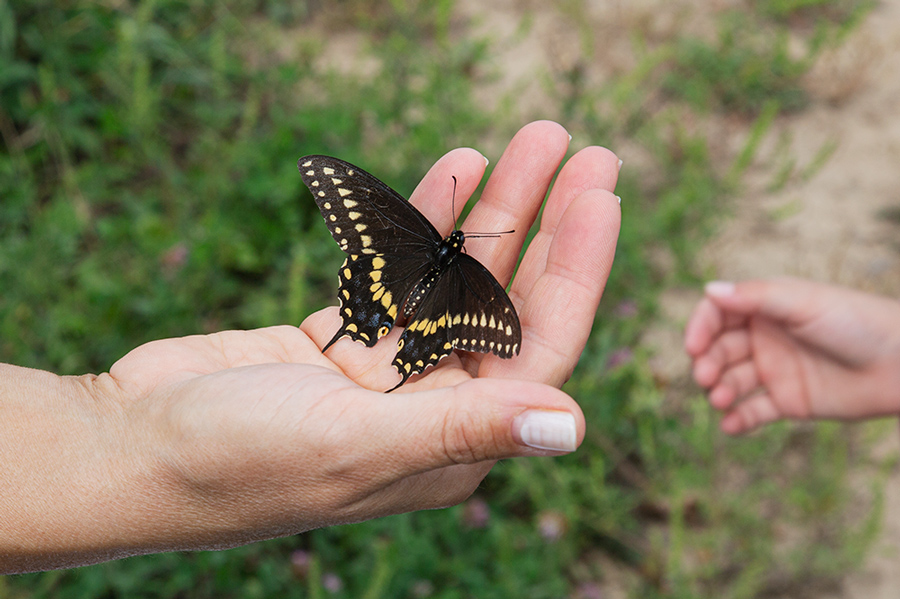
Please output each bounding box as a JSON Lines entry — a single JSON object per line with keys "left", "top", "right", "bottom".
{"left": 451, "top": 175, "right": 459, "bottom": 230}
{"left": 465, "top": 230, "right": 515, "bottom": 238}
{"left": 450, "top": 175, "right": 515, "bottom": 238}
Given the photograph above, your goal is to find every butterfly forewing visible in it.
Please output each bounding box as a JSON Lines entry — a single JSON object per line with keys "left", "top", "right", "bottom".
{"left": 299, "top": 155, "right": 441, "bottom": 255}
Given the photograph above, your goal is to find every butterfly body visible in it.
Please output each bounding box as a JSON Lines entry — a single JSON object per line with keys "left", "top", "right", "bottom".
{"left": 298, "top": 155, "right": 521, "bottom": 392}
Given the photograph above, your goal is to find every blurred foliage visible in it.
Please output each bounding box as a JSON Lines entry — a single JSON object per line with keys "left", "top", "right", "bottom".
{"left": 0, "top": 0, "right": 887, "bottom": 597}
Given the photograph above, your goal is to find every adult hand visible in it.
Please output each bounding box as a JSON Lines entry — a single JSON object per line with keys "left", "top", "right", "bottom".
{"left": 1, "top": 121, "right": 621, "bottom": 573}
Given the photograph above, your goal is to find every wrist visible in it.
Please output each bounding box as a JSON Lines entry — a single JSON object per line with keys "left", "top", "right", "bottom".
{"left": 0, "top": 365, "right": 182, "bottom": 573}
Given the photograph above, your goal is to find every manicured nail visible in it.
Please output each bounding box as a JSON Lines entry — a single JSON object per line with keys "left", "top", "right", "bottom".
{"left": 514, "top": 410, "right": 577, "bottom": 452}
{"left": 567, "top": 133, "right": 573, "bottom": 142}
{"left": 615, "top": 195, "right": 621, "bottom": 205}
{"left": 617, "top": 158, "right": 623, "bottom": 171}
{"left": 484, "top": 155, "right": 490, "bottom": 167}
{"left": 705, "top": 280, "right": 735, "bottom": 297}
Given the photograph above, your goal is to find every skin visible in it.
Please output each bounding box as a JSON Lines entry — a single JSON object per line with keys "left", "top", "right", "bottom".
{"left": 684, "top": 277, "right": 900, "bottom": 435}
{"left": 0, "top": 121, "right": 621, "bottom": 573}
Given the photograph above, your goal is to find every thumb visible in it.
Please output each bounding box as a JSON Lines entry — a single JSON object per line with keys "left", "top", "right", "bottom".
{"left": 380, "top": 378, "right": 585, "bottom": 475}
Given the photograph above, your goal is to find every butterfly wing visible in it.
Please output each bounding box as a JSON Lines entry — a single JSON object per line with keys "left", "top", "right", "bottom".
{"left": 388, "top": 253, "right": 521, "bottom": 391}
{"left": 299, "top": 155, "right": 443, "bottom": 351}
{"left": 323, "top": 252, "right": 431, "bottom": 351}
{"left": 298, "top": 155, "right": 442, "bottom": 255}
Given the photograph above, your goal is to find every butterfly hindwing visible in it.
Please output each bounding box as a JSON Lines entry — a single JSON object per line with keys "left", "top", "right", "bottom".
{"left": 448, "top": 253, "right": 521, "bottom": 358}
{"left": 389, "top": 254, "right": 521, "bottom": 390}
{"left": 298, "top": 155, "right": 441, "bottom": 255}
{"left": 323, "top": 252, "right": 432, "bottom": 351}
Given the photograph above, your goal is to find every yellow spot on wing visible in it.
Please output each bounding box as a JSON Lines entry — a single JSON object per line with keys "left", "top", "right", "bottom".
{"left": 301, "top": 160, "right": 312, "bottom": 167}
{"left": 323, "top": 167, "right": 335, "bottom": 175}
{"left": 372, "top": 256, "right": 386, "bottom": 269}
{"left": 339, "top": 189, "right": 353, "bottom": 198}
{"left": 380, "top": 291, "right": 393, "bottom": 309}
{"left": 348, "top": 212, "right": 361, "bottom": 220}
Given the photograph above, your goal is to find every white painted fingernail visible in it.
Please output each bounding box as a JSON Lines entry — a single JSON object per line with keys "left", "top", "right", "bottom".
{"left": 483, "top": 154, "right": 489, "bottom": 167}
{"left": 615, "top": 195, "right": 621, "bottom": 205}
{"left": 617, "top": 158, "right": 623, "bottom": 171}
{"left": 568, "top": 133, "right": 573, "bottom": 142}
{"left": 705, "top": 280, "right": 736, "bottom": 297}
{"left": 515, "top": 411, "right": 577, "bottom": 452}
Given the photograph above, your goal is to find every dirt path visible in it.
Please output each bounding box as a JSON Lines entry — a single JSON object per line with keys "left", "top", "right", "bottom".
{"left": 694, "top": 2, "right": 900, "bottom": 596}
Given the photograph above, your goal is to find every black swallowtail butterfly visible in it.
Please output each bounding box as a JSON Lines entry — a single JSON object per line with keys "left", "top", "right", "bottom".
{"left": 298, "top": 155, "right": 521, "bottom": 392}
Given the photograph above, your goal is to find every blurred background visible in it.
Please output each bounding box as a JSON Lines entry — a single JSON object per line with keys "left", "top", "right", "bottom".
{"left": 1, "top": 0, "right": 899, "bottom": 597}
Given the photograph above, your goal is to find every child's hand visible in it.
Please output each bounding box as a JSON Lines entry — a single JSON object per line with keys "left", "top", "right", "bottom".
{"left": 684, "top": 277, "right": 900, "bottom": 434}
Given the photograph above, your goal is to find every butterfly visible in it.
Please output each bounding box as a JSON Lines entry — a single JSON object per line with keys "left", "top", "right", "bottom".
{"left": 298, "top": 155, "right": 521, "bottom": 392}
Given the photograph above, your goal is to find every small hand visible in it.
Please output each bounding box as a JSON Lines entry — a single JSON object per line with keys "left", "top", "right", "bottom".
{"left": 684, "top": 277, "right": 900, "bottom": 435}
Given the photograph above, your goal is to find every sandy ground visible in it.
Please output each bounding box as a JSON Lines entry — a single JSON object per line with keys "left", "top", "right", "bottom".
{"left": 668, "top": 2, "right": 900, "bottom": 597}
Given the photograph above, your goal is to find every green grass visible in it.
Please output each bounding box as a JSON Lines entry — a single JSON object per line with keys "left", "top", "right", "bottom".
{"left": 0, "top": 1, "right": 886, "bottom": 597}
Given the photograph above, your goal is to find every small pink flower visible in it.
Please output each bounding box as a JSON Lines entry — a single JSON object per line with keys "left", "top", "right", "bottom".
{"left": 160, "top": 243, "right": 189, "bottom": 270}
{"left": 461, "top": 496, "right": 490, "bottom": 529}
{"left": 290, "top": 550, "right": 311, "bottom": 579}
{"left": 573, "top": 582, "right": 604, "bottom": 599}
{"left": 613, "top": 299, "right": 638, "bottom": 318}
{"left": 536, "top": 510, "right": 567, "bottom": 542}
{"left": 322, "top": 572, "right": 343, "bottom": 593}
{"left": 605, "top": 348, "right": 634, "bottom": 370}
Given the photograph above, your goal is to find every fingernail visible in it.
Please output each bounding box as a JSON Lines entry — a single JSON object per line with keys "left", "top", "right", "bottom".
{"left": 483, "top": 154, "right": 490, "bottom": 167}
{"left": 617, "top": 158, "right": 623, "bottom": 171}
{"left": 567, "top": 133, "right": 573, "bottom": 142}
{"left": 514, "top": 410, "right": 577, "bottom": 452}
{"left": 615, "top": 195, "right": 621, "bottom": 205}
{"left": 705, "top": 280, "right": 735, "bottom": 297}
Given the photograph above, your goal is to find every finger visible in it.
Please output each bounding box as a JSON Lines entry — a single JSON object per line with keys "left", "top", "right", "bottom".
{"left": 512, "top": 145, "right": 620, "bottom": 297}
{"left": 692, "top": 329, "right": 752, "bottom": 388}
{"left": 485, "top": 190, "right": 620, "bottom": 386}
{"left": 708, "top": 360, "right": 759, "bottom": 410}
{"left": 459, "top": 120, "right": 571, "bottom": 286}
{"left": 702, "top": 277, "right": 832, "bottom": 326}
{"left": 352, "top": 378, "right": 585, "bottom": 483}
{"left": 720, "top": 392, "right": 785, "bottom": 435}
{"left": 408, "top": 148, "right": 488, "bottom": 234}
